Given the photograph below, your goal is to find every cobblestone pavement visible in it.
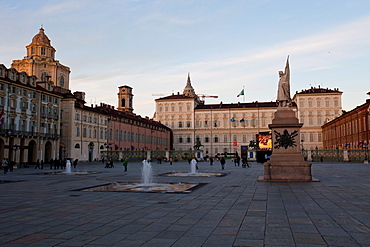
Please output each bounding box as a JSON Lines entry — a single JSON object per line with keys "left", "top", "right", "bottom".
{"left": 0, "top": 160, "right": 369, "bottom": 247}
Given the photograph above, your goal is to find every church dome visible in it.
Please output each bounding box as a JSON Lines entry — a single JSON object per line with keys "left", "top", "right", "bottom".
{"left": 30, "top": 28, "right": 51, "bottom": 46}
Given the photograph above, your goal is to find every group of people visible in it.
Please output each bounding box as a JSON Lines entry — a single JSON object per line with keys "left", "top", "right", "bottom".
{"left": 1, "top": 158, "right": 79, "bottom": 174}
{"left": 104, "top": 158, "right": 129, "bottom": 171}
{"left": 34, "top": 158, "right": 78, "bottom": 170}
{"left": 207, "top": 155, "right": 250, "bottom": 169}
{"left": 1, "top": 158, "right": 13, "bottom": 174}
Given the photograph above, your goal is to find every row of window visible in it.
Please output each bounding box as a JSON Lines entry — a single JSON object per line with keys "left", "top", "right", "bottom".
{"left": 176, "top": 134, "right": 255, "bottom": 144}
{"left": 31, "top": 47, "right": 54, "bottom": 57}
{"left": 0, "top": 84, "right": 59, "bottom": 103}
{"left": 301, "top": 133, "right": 322, "bottom": 143}
{"left": 76, "top": 113, "right": 107, "bottom": 125}
{"left": 166, "top": 119, "right": 268, "bottom": 129}
{"left": 76, "top": 127, "right": 106, "bottom": 139}
{"left": 299, "top": 99, "right": 339, "bottom": 108}
{"left": 158, "top": 104, "right": 192, "bottom": 112}
{"left": 3, "top": 118, "right": 57, "bottom": 133}
{"left": 110, "top": 129, "right": 168, "bottom": 146}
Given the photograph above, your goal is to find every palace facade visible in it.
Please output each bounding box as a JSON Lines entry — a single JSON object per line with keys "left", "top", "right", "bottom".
{"left": 154, "top": 75, "right": 343, "bottom": 156}
{"left": 0, "top": 64, "right": 62, "bottom": 164}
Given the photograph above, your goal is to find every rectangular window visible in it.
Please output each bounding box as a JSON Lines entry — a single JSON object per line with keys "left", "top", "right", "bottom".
{"left": 224, "top": 135, "right": 227, "bottom": 143}
{"left": 76, "top": 126, "right": 80, "bottom": 137}
{"left": 310, "top": 133, "right": 314, "bottom": 142}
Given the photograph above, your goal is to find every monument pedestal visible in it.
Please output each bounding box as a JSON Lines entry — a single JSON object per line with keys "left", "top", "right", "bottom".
{"left": 258, "top": 107, "right": 319, "bottom": 182}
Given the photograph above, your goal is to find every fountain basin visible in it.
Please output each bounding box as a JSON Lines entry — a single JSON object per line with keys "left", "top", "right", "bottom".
{"left": 73, "top": 182, "right": 206, "bottom": 194}
{"left": 160, "top": 172, "right": 228, "bottom": 177}
{"left": 37, "top": 171, "right": 100, "bottom": 175}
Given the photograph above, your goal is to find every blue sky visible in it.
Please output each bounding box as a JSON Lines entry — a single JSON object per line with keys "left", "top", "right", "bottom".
{"left": 1, "top": 0, "right": 370, "bottom": 118}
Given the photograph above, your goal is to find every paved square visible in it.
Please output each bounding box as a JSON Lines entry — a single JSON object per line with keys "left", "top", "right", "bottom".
{"left": 1, "top": 160, "right": 369, "bottom": 246}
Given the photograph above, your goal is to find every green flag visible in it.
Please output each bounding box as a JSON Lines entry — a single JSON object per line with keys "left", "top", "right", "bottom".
{"left": 237, "top": 89, "right": 244, "bottom": 97}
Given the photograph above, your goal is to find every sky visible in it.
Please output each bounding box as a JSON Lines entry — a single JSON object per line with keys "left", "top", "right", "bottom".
{"left": 1, "top": 0, "right": 370, "bottom": 118}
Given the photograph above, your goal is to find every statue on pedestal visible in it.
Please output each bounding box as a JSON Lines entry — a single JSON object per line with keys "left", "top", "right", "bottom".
{"left": 277, "top": 56, "right": 292, "bottom": 107}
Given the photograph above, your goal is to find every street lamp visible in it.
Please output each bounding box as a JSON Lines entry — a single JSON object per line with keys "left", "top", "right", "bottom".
{"left": 62, "top": 147, "right": 67, "bottom": 160}
{"left": 13, "top": 145, "right": 19, "bottom": 167}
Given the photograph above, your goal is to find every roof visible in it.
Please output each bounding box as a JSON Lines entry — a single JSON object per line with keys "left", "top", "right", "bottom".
{"left": 155, "top": 94, "right": 195, "bottom": 101}
{"left": 295, "top": 87, "right": 342, "bottom": 95}
{"left": 196, "top": 101, "right": 296, "bottom": 110}
{"left": 30, "top": 28, "right": 51, "bottom": 46}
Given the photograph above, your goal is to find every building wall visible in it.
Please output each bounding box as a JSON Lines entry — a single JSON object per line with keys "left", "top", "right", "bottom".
{"left": 0, "top": 64, "right": 62, "bottom": 164}
{"left": 107, "top": 105, "right": 172, "bottom": 152}
{"left": 293, "top": 87, "right": 343, "bottom": 149}
{"left": 155, "top": 83, "right": 343, "bottom": 155}
{"left": 322, "top": 99, "right": 370, "bottom": 149}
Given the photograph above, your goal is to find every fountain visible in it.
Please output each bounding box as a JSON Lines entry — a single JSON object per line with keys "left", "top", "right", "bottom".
{"left": 141, "top": 159, "right": 153, "bottom": 185}
{"left": 65, "top": 160, "right": 72, "bottom": 174}
{"left": 190, "top": 159, "right": 197, "bottom": 174}
{"left": 160, "top": 159, "right": 228, "bottom": 177}
{"left": 38, "top": 159, "right": 98, "bottom": 175}
{"left": 74, "top": 159, "right": 205, "bottom": 193}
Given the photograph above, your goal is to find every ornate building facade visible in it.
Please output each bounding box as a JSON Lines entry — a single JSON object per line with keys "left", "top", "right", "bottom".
{"left": 154, "top": 75, "right": 343, "bottom": 156}
{"left": 0, "top": 64, "right": 62, "bottom": 164}
{"left": 3, "top": 28, "right": 171, "bottom": 163}
{"left": 293, "top": 86, "right": 343, "bottom": 149}
{"left": 11, "top": 28, "right": 71, "bottom": 90}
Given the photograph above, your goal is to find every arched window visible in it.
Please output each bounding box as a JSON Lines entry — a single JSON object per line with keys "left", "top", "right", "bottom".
{"left": 75, "top": 143, "right": 80, "bottom": 148}
{"left": 41, "top": 72, "right": 48, "bottom": 82}
{"left": 59, "top": 76, "right": 64, "bottom": 87}
{"left": 121, "top": 98, "right": 125, "bottom": 108}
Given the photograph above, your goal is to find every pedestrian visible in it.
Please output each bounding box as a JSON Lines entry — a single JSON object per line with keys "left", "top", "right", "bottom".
{"left": 109, "top": 158, "right": 114, "bottom": 168}
{"left": 236, "top": 156, "right": 241, "bottom": 166}
{"left": 73, "top": 159, "right": 78, "bottom": 168}
{"left": 49, "top": 158, "right": 54, "bottom": 169}
{"left": 9, "top": 160, "right": 15, "bottom": 172}
{"left": 2, "top": 158, "right": 9, "bottom": 174}
{"left": 169, "top": 157, "right": 173, "bottom": 165}
{"left": 234, "top": 156, "right": 237, "bottom": 166}
{"left": 209, "top": 157, "right": 214, "bottom": 166}
{"left": 54, "top": 159, "right": 60, "bottom": 169}
{"left": 220, "top": 157, "right": 226, "bottom": 170}
{"left": 35, "top": 159, "right": 41, "bottom": 169}
{"left": 122, "top": 158, "right": 128, "bottom": 172}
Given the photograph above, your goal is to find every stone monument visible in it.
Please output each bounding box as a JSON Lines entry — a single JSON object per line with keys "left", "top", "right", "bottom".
{"left": 258, "top": 57, "right": 318, "bottom": 182}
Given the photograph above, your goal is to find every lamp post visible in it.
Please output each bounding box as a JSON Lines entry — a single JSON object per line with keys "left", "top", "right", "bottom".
{"left": 62, "top": 147, "right": 67, "bottom": 160}
{"left": 13, "top": 145, "right": 19, "bottom": 168}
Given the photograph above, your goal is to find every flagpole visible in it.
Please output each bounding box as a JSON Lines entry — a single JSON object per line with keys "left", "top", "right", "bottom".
{"left": 243, "top": 86, "right": 245, "bottom": 103}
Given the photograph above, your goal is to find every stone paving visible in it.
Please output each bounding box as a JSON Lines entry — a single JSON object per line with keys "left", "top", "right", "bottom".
{"left": 0, "top": 160, "right": 369, "bottom": 247}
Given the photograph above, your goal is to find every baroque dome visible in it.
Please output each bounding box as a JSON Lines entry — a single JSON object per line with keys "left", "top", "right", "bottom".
{"left": 30, "top": 28, "right": 51, "bottom": 46}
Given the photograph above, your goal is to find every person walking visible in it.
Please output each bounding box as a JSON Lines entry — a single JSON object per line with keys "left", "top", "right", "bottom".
{"left": 35, "top": 159, "right": 41, "bottom": 169}
{"left": 169, "top": 157, "right": 173, "bottom": 165}
{"left": 122, "top": 158, "right": 128, "bottom": 172}
{"left": 73, "top": 159, "right": 78, "bottom": 168}
{"left": 209, "top": 157, "right": 214, "bottom": 166}
{"left": 220, "top": 157, "right": 226, "bottom": 170}
{"left": 49, "top": 158, "right": 54, "bottom": 169}
{"left": 2, "top": 158, "right": 9, "bottom": 174}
